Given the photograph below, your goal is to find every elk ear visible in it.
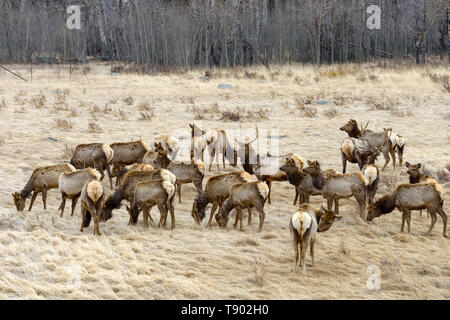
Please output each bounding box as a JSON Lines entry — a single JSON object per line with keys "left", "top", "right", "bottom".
{"left": 405, "top": 162, "right": 410, "bottom": 168}
{"left": 189, "top": 124, "right": 193, "bottom": 129}
{"left": 417, "top": 163, "right": 421, "bottom": 169}
{"left": 307, "top": 160, "right": 313, "bottom": 166}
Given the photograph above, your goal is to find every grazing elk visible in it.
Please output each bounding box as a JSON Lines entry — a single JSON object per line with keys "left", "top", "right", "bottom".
{"left": 340, "top": 120, "right": 396, "bottom": 171}
{"left": 254, "top": 153, "right": 306, "bottom": 205}
{"left": 70, "top": 143, "right": 114, "bottom": 188}
{"left": 367, "top": 183, "right": 447, "bottom": 237}
{"left": 58, "top": 168, "right": 102, "bottom": 217}
{"left": 142, "top": 142, "right": 172, "bottom": 169}
{"left": 290, "top": 204, "right": 343, "bottom": 275}
{"left": 303, "top": 161, "right": 369, "bottom": 218}
{"left": 167, "top": 160, "right": 205, "bottom": 203}
{"left": 80, "top": 180, "right": 104, "bottom": 235}
{"left": 340, "top": 137, "right": 380, "bottom": 173}
{"left": 110, "top": 140, "right": 150, "bottom": 185}
{"left": 131, "top": 180, "right": 176, "bottom": 229}
{"left": 362, "top": 164, "right": 380, "bottom": 204}
{"left": 191, "top": 171, "right": 256, "bottom": 226}
{"left": 101, "top": 169, "right": 176, "bottom": 224}
{"left": 215, "top": 181, "right": 269, "bottom": 232}
{"left": 12, "top": 163, "right": 76, "bottom": 211}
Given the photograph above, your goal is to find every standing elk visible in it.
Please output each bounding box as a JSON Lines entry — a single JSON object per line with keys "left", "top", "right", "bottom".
{"left": 303, "top": 161, "right": 369, "bottom": 218}
{"left": 70, "top": 143, "right": 114, "bottom": 188}
{"left": 389, "top": 131, "right": 407, "bottom": 167}
{"left": 80, "top": 180, "right": 104, "bottom": 235}
{"left": 167, "top": 160, "right": 205, "bottom": 203}
{"left": 290, "top": 204, "right": 343, "bottom": 275}
{"left": 110, "top": 140, "right": 150, "bottom": 186}
{"left": 340, "top": 137, "right": 380, "bottom": 173}
{"left": 12, "top": 163, "right": 76, "bottom": 211}
{"left": 58, "top": 168, "right": 102, "bottom": 217}
{"left": 253, "top": 153, "right": 306, "bottom": 205}
{"left": 215, "top": 181, "right": 269, "bottom": 232}
{"left": 367, "top": 183, "right": 447, "bottom": 237}
{"left": 142, "top": 142, "right": 172, "bottom": 169}
{"left": 110, "top": 163, "right": 154, "bottom": 185}
{"left": 101, "top": 169, "right": 176, "bottom": 225}
{"left": 191, "top": 171, "right": 256, "bottom": 226}
{"left": 340, "top": 120, "right": 397, "bottom": 171}
{"left": 131, "top": 180, "right": 176, "bottom": 229}
{"left": 362, "top": 164, "right": 380, "bottom": 205}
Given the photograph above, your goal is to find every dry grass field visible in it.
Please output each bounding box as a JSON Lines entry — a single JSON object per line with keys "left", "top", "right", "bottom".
{"left": 0, "top": 63, "right": 449, "bottom": 299}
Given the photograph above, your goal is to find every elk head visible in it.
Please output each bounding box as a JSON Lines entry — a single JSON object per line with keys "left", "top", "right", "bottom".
{"left": 153, "top": 142, "right": 172, "bottom": 169}
{"left": 12, "top": 192, "right": 26, "bottom": 211}
{"left": 234, "top": 123, "right": 260, "bottom": 173}
{"left": 189, "top": 123, "right": 206, "bottom": 137}
{"left": 405, "top": 162, "right": 422, "bottom": 183}
{"left": 340, "top": 119, "right": 367, "bottom": 138}
{"left": 316, "top": 205, "right": 343, "bottom": 232}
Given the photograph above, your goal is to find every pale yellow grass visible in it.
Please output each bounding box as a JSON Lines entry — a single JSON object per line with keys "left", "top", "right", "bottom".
{"left": 0, "top": 63, "right": 449, "bottom": 299}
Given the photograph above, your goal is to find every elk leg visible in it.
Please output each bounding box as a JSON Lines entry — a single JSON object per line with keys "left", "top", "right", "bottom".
{"left": 293, "top": 188, "right": 299, "bottom": 205}
{"left": 381, "top": 148, "right": 390, "bottom": 171}
{"left": 157, "top": 203, "right": 169, "bottom": 229}
{"left": 397, "top": 146, "right": 404, "bottom": 167}
{"left": 436, "top": 206, "right": 447, "bottom": 238}
{"left": 71, "top": 195, "right": 80, "bottom": 216}
{"left": 143, "top": 206, "right": 150, "bottom": 228}
{"left": 59, "top": 194, "right": 67, "bottom": 217}
{"left": 80, "top": 206, "right": 86, "bottom": 232}
{"left": 255, "top": 205, "right": 265, "bottom": 233}
{"left": 389, "top": 148, "right": 396, "bottom": 170}
{"left": 334, "top": 199, "right": 340, "bottom": 215}
{"left": 401, "top": 211, "right": 406, "bottom": 232}
{"left": 341, "top": 152, "right": 348, "bottom": 174}
{"left": 106, "top": 163, "right": 113, "bottom": 189}
{"left": 94, "top": 212, "right": 101, "bottom": 235}
{"left": 233, "top": 209, "right": 240, "bottom": 229}
{"left": 425, "top": 208, "right": 438, "bottom": 236}
{"left": 404, "top": 209, "right": 411, "bottom": 233}
{"left": 176, "top": 183, "right": 182, "bottom": 203}
{"left": 267, "top": 181, "right": 272, "bottom": 204}
{"left": 41, "top": 189, "right": 48, "bottom": 210}
{"left": 208, "top": 149, "right": 215, "bottom": 171}
{"left": 207, "top": 203, "right": 218, "bottom": 227}
{"left": 300, "top": 239, "right": 308, "bottom": 276}
{"left": 292, "top": 236, "right": 299, "bottom": 272}
{"left": 247, "top": 208, "right": 253, "bottom": 226}
{"left": 168, "top": 201, "right": 175, "bottom": 229}
{"left": 326, "top": 197, "right": 333, "bottom": 211}
{"left": 28, "top": 191, "right": 38, "bottom": 211}
{"left": 310, "top": 238, "right": 315, "bottom": 267}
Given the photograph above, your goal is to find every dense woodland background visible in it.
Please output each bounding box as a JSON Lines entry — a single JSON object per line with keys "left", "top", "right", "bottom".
{"left": 0, "top": 0, "right": 449, "bottom": 67}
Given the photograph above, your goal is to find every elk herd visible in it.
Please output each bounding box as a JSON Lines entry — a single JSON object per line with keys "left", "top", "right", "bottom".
{"left": 11, "top": 120, "right": 447, "bottom": 275}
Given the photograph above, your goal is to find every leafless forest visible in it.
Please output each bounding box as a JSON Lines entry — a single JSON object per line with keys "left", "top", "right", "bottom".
{"left": 0, "top": 0, "right": 449, "bottom": 67}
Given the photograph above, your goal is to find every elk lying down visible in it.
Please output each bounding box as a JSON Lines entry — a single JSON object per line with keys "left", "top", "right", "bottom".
{"left": 362, "top": 164, "right": 379, "bottom": 205}
{"left": 304, "top": 161, "right": 369, "bottom": 218}
{"left": 167, "top": 160, "right": 205, "bottom": 203}
{"left": 58, "top": 168, "right": 102, "bottom": 217}
{"left": 13, "top": 163, "right": 76, "bottom": 211}
{"left": 290, "top": 204, "right": 342, "bottom": 275}
{"left": 191, "top": 171, "right": 256, "bottom": 226}
{"left": 215, "top": 181, "right": 269, "bottom": 232}
{"left": 70, "top": 143, "right": 114, "bottom": 188}
{"left": 101, "top": 169, "right": 176, "bottom": 224}
{"left": 367, "top": 183, "right": 447, "bottom": 237}
{"left": 80, "top": 180, "right": 104, "bottom": 235}
{"left": 131, "top": 180, "right": 176, "bottom": 229}
{"left": 110, "top": 140, "right": 150, "bottom": 186}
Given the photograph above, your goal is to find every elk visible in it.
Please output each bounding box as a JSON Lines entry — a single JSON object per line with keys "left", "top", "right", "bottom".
{"left": 340, "top": 137, "right": 380, "bottom": 174}
{"left": 70, "top": 143, "right": 114, "bottom": 188}
{"left": 189, "top": 123, "right": 236, "bottom": 170}
{"left": 58, "top": 168, "right": 102, "bottom": 217}
{"left": 153, "top": 135, "right": 180, "bottom": 160}
{"left": 389, "top": 131, "right": 407, "bottom": 167}
{"left": 101, "top": 169, "right": 176, "bottom": 224}
{"left": 80, "top": 180, "right": 104, "bottom": 235}
{"left": 367, "top": 183, "right": 447, "bottom": 237}
{"left": 167, "top": 160, "right": 205, "bottom": 203}
{"left": 12, "top": 163, "right": 76, "bottom": 211}
{"left": 233, "top": 123, "right": 260, "bottom": 175}
{"left": 131, "top": 180, "right": 176, "bottom": 229}
{"left": 280, "top": 159, "right": 337, "bottom": 205}
{"left": 110, "top": 163, "right": 154, "bottom": 186}
{"left": 110, "top": 140, "right": 150, "bottom": 185}
{"left": 215, "top": 181, "right": 269, "bottom": 232}
{"left": 290, "top": 204, "right": 343, "bottom": 275}
{"left": 405, "top": 162, "right": 439, "bottom": 217}
{"left": 191, "top": 171, "right": 256, "bottom": 226}
{"left": 142, "top": 142, "right": 172, "bottom": 169}
{"left": 253, "top": 153, "right": 306, "bottom": 205}
{"left": 340, "top": 120, "right": 396, "bottom": 171}
{"left": 362, "top": 164, "right": 380, "bottom": 205}
{"left": 303, "top": 161, "right": 369, "bottom": 218}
